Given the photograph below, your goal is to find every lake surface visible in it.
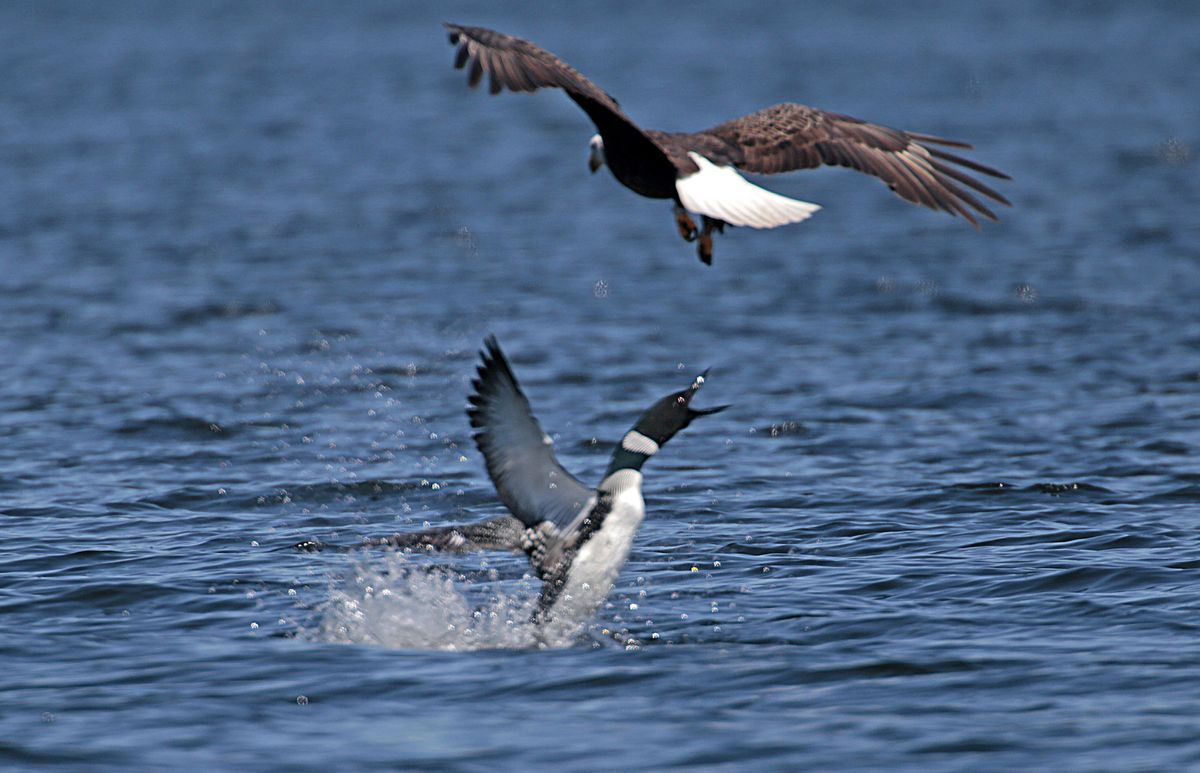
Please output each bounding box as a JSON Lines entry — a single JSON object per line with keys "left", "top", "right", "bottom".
{"left": 3, "top": 1, "right": 1199, "bottom": 770}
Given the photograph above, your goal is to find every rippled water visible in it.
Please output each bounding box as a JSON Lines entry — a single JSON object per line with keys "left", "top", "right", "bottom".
{"left": 3, "top": 1, "right": 1199, "bottom": 770}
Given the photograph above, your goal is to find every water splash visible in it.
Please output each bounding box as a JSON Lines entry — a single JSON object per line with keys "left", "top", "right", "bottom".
{"left": 305, "top": 551, "right": 586, "bottom": 651}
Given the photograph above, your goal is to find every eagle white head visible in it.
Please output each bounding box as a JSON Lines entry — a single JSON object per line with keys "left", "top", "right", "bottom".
{"left": 588, "top": 133, "right": 605, "bottom": 173}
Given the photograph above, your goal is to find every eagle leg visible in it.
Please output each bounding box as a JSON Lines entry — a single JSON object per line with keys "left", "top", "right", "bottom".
{"left": 697, "top": 216, "right": 723, "bottom": 266}
{"left": 673, "top": 205, "right": 698, "bottom": 243}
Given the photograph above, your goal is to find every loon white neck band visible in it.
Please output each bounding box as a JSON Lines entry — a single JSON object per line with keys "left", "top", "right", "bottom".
{"left": 621, "top": 430, "right": 660, "bottom": 456}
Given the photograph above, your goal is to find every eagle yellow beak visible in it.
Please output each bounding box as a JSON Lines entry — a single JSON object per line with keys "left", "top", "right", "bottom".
{"left": 587, "top": 134, "right": 606, "bottom": 174}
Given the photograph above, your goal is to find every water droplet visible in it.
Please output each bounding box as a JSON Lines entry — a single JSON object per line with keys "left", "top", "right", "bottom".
{"left": 296, "top": 695, "right": 309, "bottom": 706}
{"left": 1158, "top": 138, "right": 1194, "bottom": 165}
{"left": 455, "top": 226, "right": 477, "bottom": 255}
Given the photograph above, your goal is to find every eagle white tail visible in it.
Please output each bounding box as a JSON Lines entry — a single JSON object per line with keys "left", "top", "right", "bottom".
{"left": 676, "top": 152, "right": 821, "bottom": 229}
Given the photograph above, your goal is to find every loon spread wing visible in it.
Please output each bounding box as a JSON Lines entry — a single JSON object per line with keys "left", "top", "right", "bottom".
{"left": 373, "top": 514, "right": 528, "bottom": 553}
{"left": 468, "top": 336, "right": 593, "bottom": 531}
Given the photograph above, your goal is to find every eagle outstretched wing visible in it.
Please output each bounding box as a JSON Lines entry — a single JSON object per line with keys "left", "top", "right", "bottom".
{"left": 696, "top": 103, "right": 1011, "bottom": 225}
{"left": 445, "top": 23, "right": 622, "bottom": 107}
{"left": 444, "top": 24, "right": 677, "bottom": 188}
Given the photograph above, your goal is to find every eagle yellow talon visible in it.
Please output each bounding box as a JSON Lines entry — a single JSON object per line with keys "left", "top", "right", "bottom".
{"left": 697, "top": 232, "right": 713, "bottom": 265}
{"left": 674, "top": 207, "right": 698, "bottom": 243}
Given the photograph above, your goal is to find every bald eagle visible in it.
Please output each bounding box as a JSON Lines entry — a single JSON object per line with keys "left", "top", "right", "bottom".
{"left": 445, "top": 23, "right": 1010, "bottom": 265}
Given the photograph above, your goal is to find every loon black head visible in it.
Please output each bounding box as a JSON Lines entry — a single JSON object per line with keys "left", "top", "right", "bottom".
{"left": 606, "top": 371, "right": 728, "bottom": 476}
{"left": 636, "top": 370, "right": 729, "bottom": 445}
{"left": 588, "top": 133, "right": 605, "bottom": 174}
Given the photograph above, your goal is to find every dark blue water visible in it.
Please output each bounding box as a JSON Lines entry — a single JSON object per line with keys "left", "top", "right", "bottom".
{"left": 3, "top": 1, "right": 1199, "bottom": 770}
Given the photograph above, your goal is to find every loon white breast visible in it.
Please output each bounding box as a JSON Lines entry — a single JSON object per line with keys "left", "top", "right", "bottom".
{"left": 546, "top": 469, "right": 645, "bottom": 623}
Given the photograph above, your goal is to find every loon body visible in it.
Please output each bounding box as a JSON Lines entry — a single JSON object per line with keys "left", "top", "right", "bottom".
{"left": 375, "top": 337, "right": 726, "bottom": 627}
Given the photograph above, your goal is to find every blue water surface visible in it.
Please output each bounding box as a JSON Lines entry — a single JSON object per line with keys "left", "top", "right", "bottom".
{"left": 2, "top": 1, "right": 1199, "bottom": 770}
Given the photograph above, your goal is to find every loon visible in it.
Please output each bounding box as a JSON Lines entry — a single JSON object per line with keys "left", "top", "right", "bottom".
{"left": 372, "top": 336, "right": 726, "bottom": 628}
{"left": 443, "top": 23, "right": 1010, "bottom": 265}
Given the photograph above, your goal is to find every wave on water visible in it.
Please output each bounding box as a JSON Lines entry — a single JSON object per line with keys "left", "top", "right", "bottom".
{"left": 302, "top": 551, "right": 587, "bottom": 651}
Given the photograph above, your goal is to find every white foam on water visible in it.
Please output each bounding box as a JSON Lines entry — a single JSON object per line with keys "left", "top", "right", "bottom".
{"left": 303, "top": 551, "right": 587, "bottom": 651}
